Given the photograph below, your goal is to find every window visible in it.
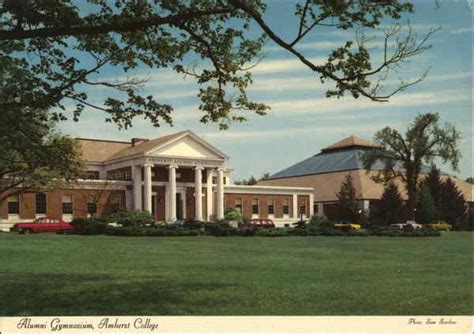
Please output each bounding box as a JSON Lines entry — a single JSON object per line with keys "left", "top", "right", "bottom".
{"left": 212, "top": 176, "right": 217, "bottom": 184}
{"left": 267, "top": 198, "right": 274, "bottom": 215}
{"left": 62, "top": 195, "right": 73, "bottom": 214}
{"left": 283, "top": 199, "right": 289, "bottom": 215}
{"left": 85, "top": 171, "right": 99, "bottom": 180}
{"left": 252, "top": 198, "right": 259, "bottom": 215}
{"left": 299, "top": 199, "right": 307, "bottom": 215}
{"left": 87, "top": 197, "right": 97, "bottom": 216}
{"left": 7, "top": 194, "right": 19, "bottom": 214}
{"left": 235, "top": 198, "right": 243, "bottom": 213}
{"left": 124, "top": 169, "right": 131, "bottom": 180}
{"left": 35, "top": 193, "right": 47, "bottom": 214}
{"left": 109, "top": 194, "right": 121, "bottom": 213}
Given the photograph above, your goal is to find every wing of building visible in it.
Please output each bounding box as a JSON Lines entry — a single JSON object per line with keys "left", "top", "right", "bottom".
{"left": 258, "top": 135, "right": 473, "bottom": 220}
{"left": 1, "top": 131, "right": 313, "bottom": 231}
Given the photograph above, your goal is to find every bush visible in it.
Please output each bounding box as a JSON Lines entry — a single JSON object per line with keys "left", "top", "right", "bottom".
{"left": 255, "top": 228, "right": 291, "bottom": 237}
{"left": 292, "top": 220, "right": 307, "bottom": 229}
{"left": 111, "top": 210, "right": 155, "bottom": 227}
{"left": 234, "top": 227, "right": 257, "bottom": 236}
{"left": 71, "top": 218, "right": 109, "bottom": 235}
{"left": 308, "top": 214, "right": 332, "bottom": 228}
{"left": 182, "top": 219, "right": 206, "bottom": 229}
{"left": 371, "top": 227, "right": 440, "bottom": 237}
{"left": 203, "top": 220, "right": 234, "bottom": 236}
{"left": 224, "top": 208, "right": 245, "bottom": 224}
{"left": 105, "top": 226, "right": 145, "bottom": 236}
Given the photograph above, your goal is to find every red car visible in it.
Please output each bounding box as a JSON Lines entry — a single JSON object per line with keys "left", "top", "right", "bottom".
{"left": 12, "top": 217, "right": 73, "bottom": 234}
{"left": 243, "top": 218, "right": 275, "bottom": 229}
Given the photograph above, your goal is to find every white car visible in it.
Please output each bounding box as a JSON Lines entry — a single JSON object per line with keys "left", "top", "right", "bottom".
{"left": 390, "top": 220, "right": 423, "bottom": 230}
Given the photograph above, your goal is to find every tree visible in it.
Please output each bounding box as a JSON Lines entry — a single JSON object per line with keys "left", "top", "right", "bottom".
{"left": 439, "top": 178, "right": 467, "bottom": 230}
{"left": 371, "top": 182, "right": 404, "bottom": 225}
{"left": 416, "top": 183, "right": 436, "bottom": 225}
{"left": 76, "top": 179, "right": 126, "bottom": 218}
{"left": 1, "top": 1, "right": 436, "bottom": 130}
{"left": 0, "top": 108, "right": 84, "bottom": 216}
{"left": 362, "top": 113, "right": 461, "bottom": 221}
{"left": 234, "top": 176, "right": 258, "bottom": 186}
{"left": 234, "top": 172, "right": 269, "bottom": 185}
{"left": 421, "top": 166, "right": 442, "bottom": 217}
{"left": 465, "top": 177, "right": 474, "bottom": 184}
{"left": 336, "top": 174, "right": 360, "bottom": 223}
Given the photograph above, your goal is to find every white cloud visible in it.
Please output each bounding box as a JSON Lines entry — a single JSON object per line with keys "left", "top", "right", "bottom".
{"left": 201, "top": 122, "right": 402, "bottom": 141}
{"left": 249, "top": 76, "right": 326, "bottom": 92}
{"left": 264, "top": 89, "right": 469, "bottom": 116}
{"left": 250, "top": 57, "right": 325, "bottom": 74}
{"left": 448, "top": 27, "right": 474, "bottom": 34}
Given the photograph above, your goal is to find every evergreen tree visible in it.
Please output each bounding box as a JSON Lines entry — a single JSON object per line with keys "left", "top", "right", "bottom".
{"left": 416, "top": 184, "right": 437, "bottom": 225}
{"left": 336, "top": 174, "right": 360, "bottom": 223}
{"left": 372, "top": 182, "right": 405, "bottom": 225}
{"left": 439, "top": 178, "right": 467, "bottom": 230}
{"left": 422, "top": 166, "right": 442, "bottom": 217}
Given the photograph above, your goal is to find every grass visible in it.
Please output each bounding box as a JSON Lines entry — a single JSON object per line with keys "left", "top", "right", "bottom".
{"left": 0, "top": 232, "right": 472, "bottom": 315}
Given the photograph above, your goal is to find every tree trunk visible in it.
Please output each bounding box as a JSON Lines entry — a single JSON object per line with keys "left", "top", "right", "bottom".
{"left": 406, "top": 180, "right": 417, "bottom": 221}
{"left": 0, "top": 198, "right": 3, "bottom": 230}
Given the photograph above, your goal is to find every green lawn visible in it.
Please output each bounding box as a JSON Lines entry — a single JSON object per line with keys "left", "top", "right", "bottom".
{"left": 0, "top": 232, "right": 472, "bottom": 315}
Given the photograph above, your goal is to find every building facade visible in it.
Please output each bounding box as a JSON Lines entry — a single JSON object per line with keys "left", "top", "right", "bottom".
{"left": 259, "top": 136, "right": 474, "bottom": 221}
{"left": 1, "top": 131, "right": 313, "bottom": 231}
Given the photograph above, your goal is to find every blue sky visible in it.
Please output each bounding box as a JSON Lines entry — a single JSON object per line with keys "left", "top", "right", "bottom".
{"left": 59, "top": 1, "right": 473, "bottom": 181}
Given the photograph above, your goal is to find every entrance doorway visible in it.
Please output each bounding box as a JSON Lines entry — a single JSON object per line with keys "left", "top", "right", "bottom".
{"left": 176, "top": 193, "right": 183, "bottom": 220}
{"left": 151, "top": 194, "right": 156, "bottom": 219}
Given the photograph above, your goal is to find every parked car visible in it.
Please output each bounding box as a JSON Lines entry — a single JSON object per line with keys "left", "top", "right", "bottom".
{"left": 243, "top": 218, "right": 275, "bottom": 229}
{"left": 425, "top": 220, "right": 452, "bottom": 231}
{"left": 166, "top": 220, "right": 186, "bottom": 229}
{"left": 12, "top": 217, "right": 72, "bottom": 234}
{"left": 334, "top": 220, "right": 361, "bottom": 231}
{"left": 390, "top": 220, "right": 423, "bottom": 230}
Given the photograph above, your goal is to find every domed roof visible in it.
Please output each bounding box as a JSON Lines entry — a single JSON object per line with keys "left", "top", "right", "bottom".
{"left": 321, "top": 135, "right": 381, "bottom": 153}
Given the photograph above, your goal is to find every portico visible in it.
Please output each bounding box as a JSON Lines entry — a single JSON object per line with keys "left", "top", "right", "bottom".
{"left": 132, "top": 162, "right": 226, "bottom": 222}
{"left": 107, "top": 131, "right": 229, "bottom": 222}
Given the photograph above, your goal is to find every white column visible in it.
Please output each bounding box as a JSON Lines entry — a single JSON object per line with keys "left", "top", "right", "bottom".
{"left": 292, "top": 194, "right": 298, "bottom": 219}
{"left": 125, "top": 188, "right": 133, "bottom": 211}
{"left": 206, "top": 168, "right": 214, "bottom": 221}
{"left": 143, "top": 163, "right": 153, "bottom": 213}
{"left": 216, "top": 168, "right": 225, "bottom": 220}
{"left": 309, "top": 193, "right": 315, "bottom": 217}
{"left": 133, "top": 165, "right": 142, "bottom": 211}
{"left": 167, "top": 164, "right": 177, "bottom": 222}
{"left": 194, "top": 167, "right": 203, "bottom": 221}
{"left": 362, "top": 200, "right": 370, "bottom": 215}
{"left": 317, "top": 203, "right": 324, "bottom": 215}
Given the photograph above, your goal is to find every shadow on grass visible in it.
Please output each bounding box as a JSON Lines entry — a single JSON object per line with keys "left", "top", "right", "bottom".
{"left": 0, "top": 272, "right": 237, "bottom": 316}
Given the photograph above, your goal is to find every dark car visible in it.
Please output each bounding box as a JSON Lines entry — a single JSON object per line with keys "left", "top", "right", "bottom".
{"left": 243, "top": 218, "right": 275, "bottom": 229}
{"left": 12, "top": 217, "right": 72, "bottom": 234}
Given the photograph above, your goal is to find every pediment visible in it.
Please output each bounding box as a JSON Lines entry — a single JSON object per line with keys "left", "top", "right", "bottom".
{"left": 147, "top": 135, "right": 226, "bottom": 160}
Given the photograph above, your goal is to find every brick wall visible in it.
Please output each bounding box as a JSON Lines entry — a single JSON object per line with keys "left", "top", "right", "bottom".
{"left": 224, "top": 193, "right": 304, "bottom": 219}
{"left": 2, "top": 189, "right": 126, "bottom": 220}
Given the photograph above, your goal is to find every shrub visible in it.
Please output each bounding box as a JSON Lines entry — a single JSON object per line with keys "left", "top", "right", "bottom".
{"left": 292, "top": 220, "right": 307, "bottom": 229}
{"left": 255, "top": 228, "right": 291, "bottom": 237}
{"left": 111, "top": 210, "right": 155, "bottom": 227}
{"left": 71, "top": 218, "right": 109, "bottom": 235}
{"left": 105, "top": 226, "right": 145, "bottom": 236}
{"left": 371, "top": 227, "right": 440, "bottom": 237}
{"left": 308, "top": 214, "right": 332, "bottom": 228}
{"left": 224, "top": 208, "right": 245, "bottom": 223}
{"left": 234, "top": 227, "right": 257, "bottom": 236}
{"left": 182, "top": 219, "right": 206, "bottom": 229}
{"left": 203, "top": 220, "right": 234, "bottom": 236}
